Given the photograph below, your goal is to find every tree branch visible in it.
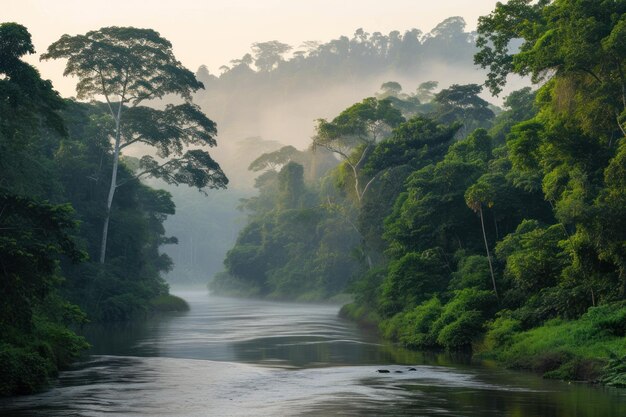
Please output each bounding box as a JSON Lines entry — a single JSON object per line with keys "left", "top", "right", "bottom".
{"left": 361, "top": 169, "right": 385, "bottom": 200}
{"left": 355, "top": 143, "right": 373, "bottom": 171}
{"left": 115, "top": 159, "right": 178, "bottom": 188}
{"left": 97, "top": 68, "right": 116, "bottom": 119}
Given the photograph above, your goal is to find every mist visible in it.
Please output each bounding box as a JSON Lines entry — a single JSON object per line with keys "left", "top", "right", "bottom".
{"left": 159, "top": 20, "right": 529, "bottom": 286}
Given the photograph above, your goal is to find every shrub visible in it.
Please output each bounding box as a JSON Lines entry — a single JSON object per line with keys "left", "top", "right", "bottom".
{"left": 602, "top": 353, "right": 626, "bottom": 387}
{"left": 484, "top": 314, "right": 522, "bottom": 349}
{"left": 437, "top": 310, "right": 484, "bottom": 349}
{"left": 150, "top": 294, "right": 190, "bottom": 312}
{"left": 0, "top": 344, "right": 53, "bottom": 396}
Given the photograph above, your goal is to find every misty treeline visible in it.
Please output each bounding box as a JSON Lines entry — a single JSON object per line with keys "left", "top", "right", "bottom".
{"left": 204, "top": 15, "right": 473, "bottom": 79}
{"left": 187, "top": 15, "right": 488, "bottom": 191}
{"left": 161, "top": 16, "right": 486, "bottom": 284}
{"left": 0, "top": 24, "right": 224, "bottom": 395}
{"left": 216, "top": 0, "right": 626, "bottom": 385}
{"left": 191, "top": 16, "right": 485, "bottom": 151}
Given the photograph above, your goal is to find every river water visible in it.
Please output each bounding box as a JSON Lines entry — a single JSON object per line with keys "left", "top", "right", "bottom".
{"left": 1, "top": 290, "right": 625, "bottom": 416}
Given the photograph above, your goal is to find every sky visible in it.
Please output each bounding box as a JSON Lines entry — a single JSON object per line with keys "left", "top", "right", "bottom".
{"left": 5, "top": 0, "right": 501, "bottom": 97}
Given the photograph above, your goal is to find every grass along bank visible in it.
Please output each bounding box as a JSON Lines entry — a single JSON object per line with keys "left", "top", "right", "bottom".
{"left": 341, "top": 300, "right": 626, "bottom": 387}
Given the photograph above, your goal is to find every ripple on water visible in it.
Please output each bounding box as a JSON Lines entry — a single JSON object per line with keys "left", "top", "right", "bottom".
{"left": 1, "top": 291, "right": 625, "bottom": 417}
{"left": 0, "top": 355, "right": 548, "bottom": 417}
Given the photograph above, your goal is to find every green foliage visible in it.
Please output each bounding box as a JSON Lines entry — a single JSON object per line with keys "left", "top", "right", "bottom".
{"left": 430, "top": 289, "right": 497, "bottom": 337}
{"left": 602, "top": 353, "right": 626, "bottom": 387}
{"left": 215, "top": 160, "right": 361, "bottom": 299}
{"left": 1, "top": 24, "right": 201, "bottom": 395}
{"left": 476, "top": 0, "right": 625, "bottom": 138}
{"left": 436, "top": 310, "right": 484, "bottom": 349}
{"left": 364, "top": 116, "right": 458, "bottom": 175}
{"left": 380, "top": 297, "right": 442, "bottom": 349}
{"left": 432, "top": 84, "right": 495, "bottom": 137}
{"left": 42, "top": 26, "right": 227, "bottom": 263}
{"left": 489, "top": 87, "right": 538, "bottom": 143}
{"left": 0, "top": 343, "right": 54, "bottom": 396}
{"left": 379, "top": 250, "right": 447, "bottom": 317}
{"left": 150, "top": 294, "right": 190, "bottom": 312}
{"left": 484, "top": 315, "right": 522, "bottom": 350}
{"left": 381, "top": 288, "right": 497, "bottom": 351}
{"left": 213, "top": 1, "right": 625, "bottom": 387}
{"left": 486, "top": 302, "right": 626, "bottom": 381}
{"left": 449, "top": 255, "right": 491, "bottom": 290}
{"left": 496, "top": 220, "right": 569, "bottom": 295}
{"left": 41, "top": 26, "right": 203, "bottom": 102}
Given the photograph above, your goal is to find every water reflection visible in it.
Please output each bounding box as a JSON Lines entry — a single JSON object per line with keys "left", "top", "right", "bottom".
{"left": 0, "top": 291, "right": 624, "bottom": 417}
{"left": 81, "top": 292, "right": 423, "bottom": 367}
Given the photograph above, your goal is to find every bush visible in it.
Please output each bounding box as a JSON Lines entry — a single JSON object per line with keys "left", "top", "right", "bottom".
{"left": 437, "top": 310, "right": 484, "bottom": 349}
{"left": 586, "top": 301, "right": 626, "bottom": 337}
{"left": 602, "top": 353, "right": 626, "bottom": 387}
{"left": 486, "top": 302, "right": 626, "bottom": 382}
{"left": 150, "top": 294, "right": 190, "bottom": 312}
{"left": 340, "top": 302, "right": 380, "bottom": 329}
{"left": 397, "top": 297, "right": 442, "bottom": 348}
{"left": 0, "top": 344, "right": 53, "bottom": 396}
{"left": 430, "top": 288, "right": 497, "bottom": 343}
{"left": 484, "top": 314, "right": 522, "bottom": 349}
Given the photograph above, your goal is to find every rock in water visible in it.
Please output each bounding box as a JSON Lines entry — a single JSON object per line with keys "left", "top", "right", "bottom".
{"left": 377, "top": 369, "right": 390, "bottom": 373}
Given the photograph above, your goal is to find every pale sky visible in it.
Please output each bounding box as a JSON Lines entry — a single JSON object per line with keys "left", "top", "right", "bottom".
{"left": 5, "top": 0, "right": 501, "bottom": 97}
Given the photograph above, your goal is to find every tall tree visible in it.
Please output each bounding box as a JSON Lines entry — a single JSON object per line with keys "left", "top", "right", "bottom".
{"left": 313, "top": 97, "right": 404, "bottom": 203}
{"left": 465, "top": 180, "right": 499, "bottom": 299}
{"left": 474, "top": 0, "right": 626, "bottom": 138}
{"left": 433, "top": 83, "right": 495, "bottom": 137}
{"left": 251, "top": 41, "right": 292, "bottom": 72}
{"left": 41, "top": 27, "right": 228, "bottom": 263}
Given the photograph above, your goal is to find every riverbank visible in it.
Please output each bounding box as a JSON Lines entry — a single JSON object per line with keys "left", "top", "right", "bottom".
{"left": 340, "top": 300, "right": 626, "bottom": 387}
{"left": 3, "top": 291, "right": 626, "bottom": 417}
{"left": 0, "top": 293, "right": 190, "bottom": 398}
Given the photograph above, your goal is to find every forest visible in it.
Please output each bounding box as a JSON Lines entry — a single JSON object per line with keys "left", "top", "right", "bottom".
{"left": 214, "top": 0, "right": 626, "bottom": 386}
{"left": 1, "top": 0, "right": 625, "bottom": 400}
{"left": 0, "top": 24, "right": 225, "bottom": 395}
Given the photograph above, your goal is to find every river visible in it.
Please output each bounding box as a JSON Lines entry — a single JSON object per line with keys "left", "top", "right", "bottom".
{"left": 1, "top": 290, "right": 625, "bottom": 416}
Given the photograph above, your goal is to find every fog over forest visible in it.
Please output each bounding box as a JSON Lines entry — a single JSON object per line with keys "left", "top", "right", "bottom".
{"left": 161, "top": 18, "right": 524, "bottom": 283}
{"left": 3, "top": 0, "right": 626, "bottom": 407}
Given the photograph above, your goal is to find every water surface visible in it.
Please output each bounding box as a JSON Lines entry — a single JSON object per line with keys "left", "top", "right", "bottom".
{"left": 1, "top": 291, "right": 624, "bottom": 416}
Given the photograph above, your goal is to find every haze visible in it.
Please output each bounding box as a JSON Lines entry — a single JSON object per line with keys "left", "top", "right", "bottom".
{"left": 3, "top": 0, "right": 519, "bottom": 283}
{"left": 7, "top": 0, "right": 499, "bottom": 97}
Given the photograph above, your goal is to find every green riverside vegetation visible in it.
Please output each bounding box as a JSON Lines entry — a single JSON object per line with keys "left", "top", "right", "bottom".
{"left": 0, "top": 24, "right": 225, "bottom": 395}
{"left": 2, "top": 0, "right": 625, "bottom": 397}
{"left": 216, "top": 0, "right": 626, "bottom": 386}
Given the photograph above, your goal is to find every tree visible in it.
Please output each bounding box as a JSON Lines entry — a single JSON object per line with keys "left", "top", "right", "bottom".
{"left": 248, "top": 145, "right": 300, "bottom": 172}
{"left": 251, "top": 41, "right": 292, "bottom": 72}
{"left": 313, "top": 97, "right": 404, "bottom": 202}
{"left": 42, "top": 27, "right": 228, "bottom": 263}
{"left": 474, "top": 0, "right": 626, "bottom": 137}
{"left": 0, "top": 23, "right": 65, "bottom": 195}
{"left": 433, "top": 84, "right": 495, "bottom": 137}
{"left": 415, "top": 81, "right": 439, "bottom": 103}
{"left": 489, "top": 87, "right": 537, "bottom": 143}
{"left": 465, "top": 179, "right": 499, "bottom": 299}
{"left": 276, "top": 162, "right": 306, "bottom": 210}
{"left": 379, "top": 81, "right": 403, "bottom": 97}
{"left": 0, "top": 23, "right": 65, "bottom": 141}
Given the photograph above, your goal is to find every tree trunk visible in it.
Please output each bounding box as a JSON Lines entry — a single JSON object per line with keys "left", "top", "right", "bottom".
{"left": 352, "top": 163, "right": 362, "bottom": 203}
{"left": 479, "top": 206, "right": 498, "bottom": 299}
{"left": 99, "top": 119, "right": 122, "bottom": 264}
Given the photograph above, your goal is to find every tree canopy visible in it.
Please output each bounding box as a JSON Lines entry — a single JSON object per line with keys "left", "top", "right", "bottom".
{"left": 42, "top": 26, "right": 227, "bottom": 262}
